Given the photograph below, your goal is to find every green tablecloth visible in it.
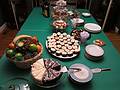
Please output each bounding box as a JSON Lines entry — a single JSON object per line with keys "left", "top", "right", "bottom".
{"left": 0, "top": 7, "right": 120, "bottom": 90}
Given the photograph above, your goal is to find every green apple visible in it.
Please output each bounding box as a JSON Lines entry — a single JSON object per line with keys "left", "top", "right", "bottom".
{"left": 29, "top": 44, "right": 37, "bottom": 52}
{"left": 15, "top": 53, "right": 23, "bottom": 61}
{"left": 6, "top": 49, "right": 15, "bottom": 58}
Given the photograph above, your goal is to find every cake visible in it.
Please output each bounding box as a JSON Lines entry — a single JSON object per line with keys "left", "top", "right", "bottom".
{"left": 31, "top": 58, "right": 62, "bottom": 85}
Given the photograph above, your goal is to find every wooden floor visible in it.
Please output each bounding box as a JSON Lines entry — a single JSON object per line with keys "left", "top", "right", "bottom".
{"left": 0, "top": 28, "right": 120, "bottom": 58}
{"left": 0, "top": 28, "right": 18, "bottom": 57}
{"left": 105, "top": 31, "right": 120, "bottom": 53}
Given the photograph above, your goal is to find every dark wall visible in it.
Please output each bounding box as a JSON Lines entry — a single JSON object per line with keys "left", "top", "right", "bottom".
{"left": 0, "top": 0, "right": 15, "bottom": 26}
{"left": 0, "top": 1, "right": 4, "bottom": 26}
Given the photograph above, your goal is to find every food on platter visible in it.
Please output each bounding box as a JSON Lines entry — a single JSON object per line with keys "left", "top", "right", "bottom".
{"left": 46, "top": 32, "right": 80, "bottom": 59}
{"left": 71, "top": 29, "right": 90, "bottom": 43}
{"left": 31, "top": 58, "right": 62, "bottom": 86}
{"left": 80, "top": 31, "right": 90, "bottom": 43}
{"left": 52, "top": 20, "right": 67, "bottom": 30}
{"left": 71, "top": 18, "right": 84, "bottom": 27}
{"left": 6, "top": 35, "right": 43, "bottom": 69}
{"left": 93, "top": 39, "right": 105, "bottom": 46}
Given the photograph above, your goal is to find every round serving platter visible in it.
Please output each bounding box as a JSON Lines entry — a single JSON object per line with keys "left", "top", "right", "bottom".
{"left": 46, "top": 41, "right": 80, "bottom": 59}
{"left": 32, "top": 72, "right": 66, "bottom": 88}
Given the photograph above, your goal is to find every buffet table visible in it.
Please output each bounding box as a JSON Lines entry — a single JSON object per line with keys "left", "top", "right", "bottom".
{"left": 0, "top": 7, "right": 120, "bottom": 90}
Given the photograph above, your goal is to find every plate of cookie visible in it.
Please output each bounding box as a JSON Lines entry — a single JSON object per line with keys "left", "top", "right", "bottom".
{"left": 46, "top": 32, "right": 80, "bottom": 59}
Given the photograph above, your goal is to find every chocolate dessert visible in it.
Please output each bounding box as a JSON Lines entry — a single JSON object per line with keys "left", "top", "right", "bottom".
{"left": 31, "top": 59, "right": 62, "bottom": 86}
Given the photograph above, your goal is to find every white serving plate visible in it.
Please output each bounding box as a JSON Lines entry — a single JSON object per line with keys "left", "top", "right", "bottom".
{"left": 84, "top": 23, "right": 102, "bottom": 33}
{"left": 85, "top": 44, "right": 104, "bottom": 57}
{"left": 82, "top": 13, "right": 91, "bottom": 17}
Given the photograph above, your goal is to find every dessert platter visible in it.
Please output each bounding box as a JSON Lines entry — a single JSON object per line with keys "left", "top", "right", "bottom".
{"left": 52, "top": 19, "right": 67, "bottom": 30}
{"left": 71, "top": 29, "right": 90, "bottom": 40}
{"left": 52, "top": 0, "right": 68, "bottom": 20}
{"left": 5, "top": 35, "right": 43, "bottom": 69}
{"left": 71, "top": 18, "right": 84, "bottom": 27}
{"left": 31, "top": 58, "right": 63, "bottom": 88}
{"left": 46, "top": 32, "right": 80, "bottom": 59}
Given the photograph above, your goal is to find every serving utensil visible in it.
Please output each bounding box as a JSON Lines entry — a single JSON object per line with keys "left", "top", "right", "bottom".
{"left": 60, "top": 66, "right": 81, "bottom": 73}
{"left": 91, "top": 68, "right": 111, "bottom": 73}
{"left": 60, "top": 66, "right": 111, "bottom": 74}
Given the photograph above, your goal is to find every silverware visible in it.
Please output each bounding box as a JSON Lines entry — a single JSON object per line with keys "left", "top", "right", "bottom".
{"left": 91, "top": 68, "right": 111, "bottom": 73}
{"left": 60, "top": 66, "right": 81, "bottom": 73}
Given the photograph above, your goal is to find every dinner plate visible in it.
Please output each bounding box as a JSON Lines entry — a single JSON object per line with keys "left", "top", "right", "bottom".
{"left": 84, "top": 23, "right": 102, "bottom": 33}
{"left": 82, "top": 13, "right": 91, "bottom": 17}
{"left": 85, "top": 52, "right": 103, "bottom": 61}
{"left": 46, "top": 41, "right": 80, "bottom": 59}
{"left": 69, "top": 64, "right": 93, "bottom": 83}
{"left": 71, "top": 18, "right": 84, "bottom": 24}
{"left": 85, "top": 44, "right": 104, "bottom": 57}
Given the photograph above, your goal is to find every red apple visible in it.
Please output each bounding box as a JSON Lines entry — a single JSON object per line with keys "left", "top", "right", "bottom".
{"left": 8, "top": 42, "right": 15, "bottom": 49}
{"left": 32, "top": 36, "right": 38, "bottom": 44}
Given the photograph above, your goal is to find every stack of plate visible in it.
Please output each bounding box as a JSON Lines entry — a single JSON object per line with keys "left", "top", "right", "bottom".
{"left": 84, "top": 23, "right": 102, "bottom": 33}
{"left": 85, "top": 44, "right": 104, "bottom": 61}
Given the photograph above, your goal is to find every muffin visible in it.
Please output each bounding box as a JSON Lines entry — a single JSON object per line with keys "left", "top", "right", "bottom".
{"left": 68, "top": 51, "right": 73, "bottom": 56}
{"left": 51, "top": 48, "right": 56, "bottom": 53}
{"left": 62, "top": 51, "right": 67, "bottom": 57}
{"left": 56, "top": 50, "right": 61, "bottom": 56}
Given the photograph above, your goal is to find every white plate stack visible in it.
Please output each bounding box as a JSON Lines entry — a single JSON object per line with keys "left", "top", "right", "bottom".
{"left": 84, "top": 23, "right": 102, "bottom": 33}
{"left": 85, "top": 44, "right": 104, "bottom": 61}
